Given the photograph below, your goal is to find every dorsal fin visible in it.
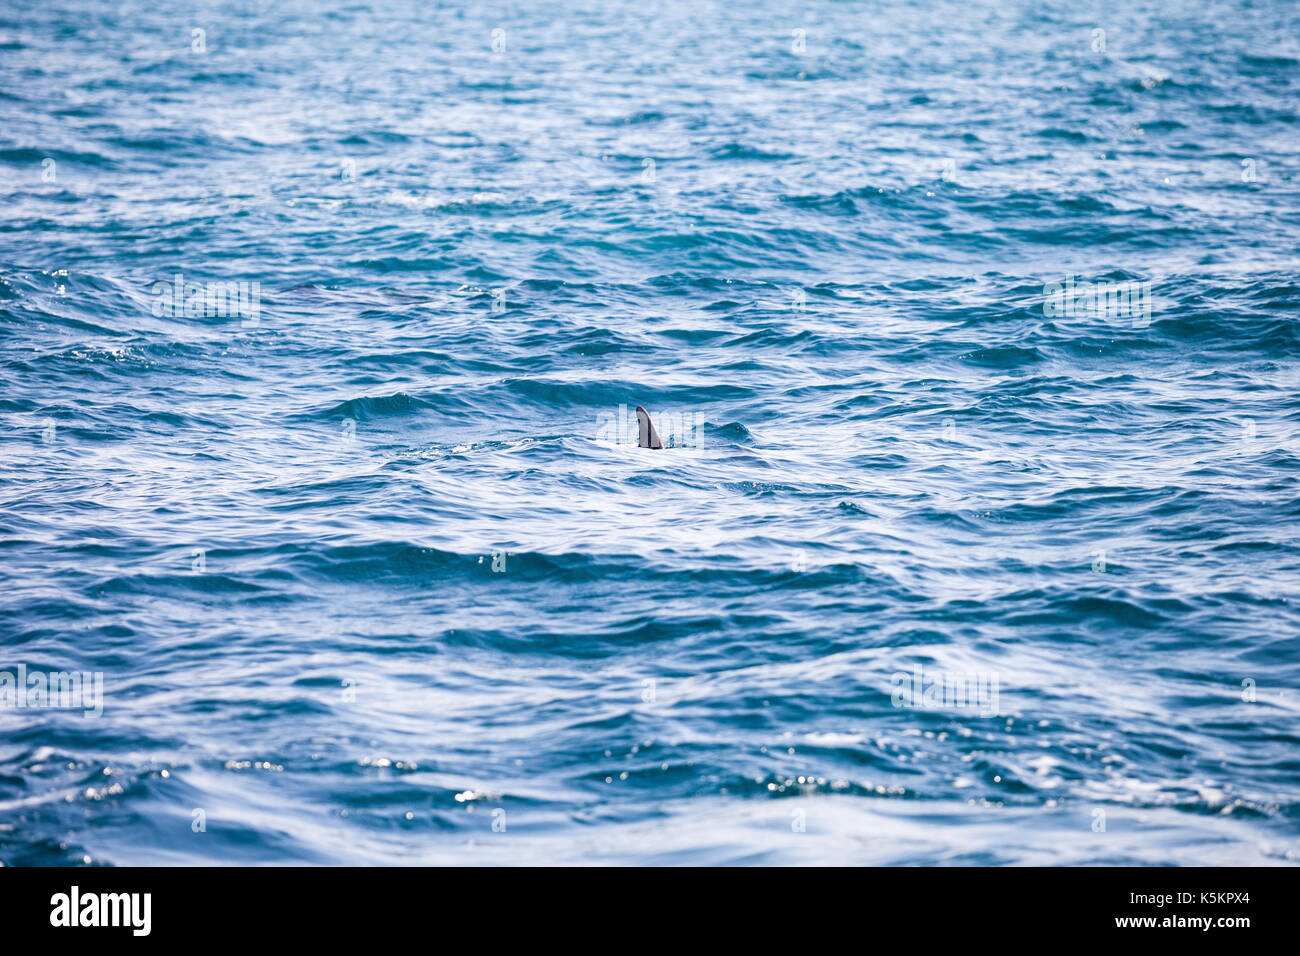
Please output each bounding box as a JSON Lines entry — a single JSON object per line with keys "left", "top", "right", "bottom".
{"left": 635, "top": 405, "right": 664, "bottom": 449}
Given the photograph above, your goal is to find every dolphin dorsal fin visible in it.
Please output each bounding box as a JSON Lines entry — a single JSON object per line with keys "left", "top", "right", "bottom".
{"left": 635, "top": 405, "right": 664, "bottom": 449}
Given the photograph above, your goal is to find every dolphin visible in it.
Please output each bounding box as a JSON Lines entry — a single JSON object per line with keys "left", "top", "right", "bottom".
{"left": 635, "top": 405, "right": 664, "bottom": 449}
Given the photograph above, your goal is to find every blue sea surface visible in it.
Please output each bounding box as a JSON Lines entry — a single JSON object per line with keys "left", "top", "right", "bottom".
{"left": 2, "top": 0, "right": 1299, "bottom": 865}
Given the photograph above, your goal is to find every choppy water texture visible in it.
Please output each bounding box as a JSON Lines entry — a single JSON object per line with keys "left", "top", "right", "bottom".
{"left": 2, "top": 0, "right": 1299, "bottom": 866}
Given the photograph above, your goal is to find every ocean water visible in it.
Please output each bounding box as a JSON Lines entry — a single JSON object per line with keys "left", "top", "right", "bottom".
{"left": 2, "top": 0, "right": 1299, "bottom": 866}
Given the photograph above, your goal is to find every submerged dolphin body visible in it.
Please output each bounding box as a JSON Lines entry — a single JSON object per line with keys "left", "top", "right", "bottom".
{"left": 635, "top": 405, "right": 664, "bottom": 449}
